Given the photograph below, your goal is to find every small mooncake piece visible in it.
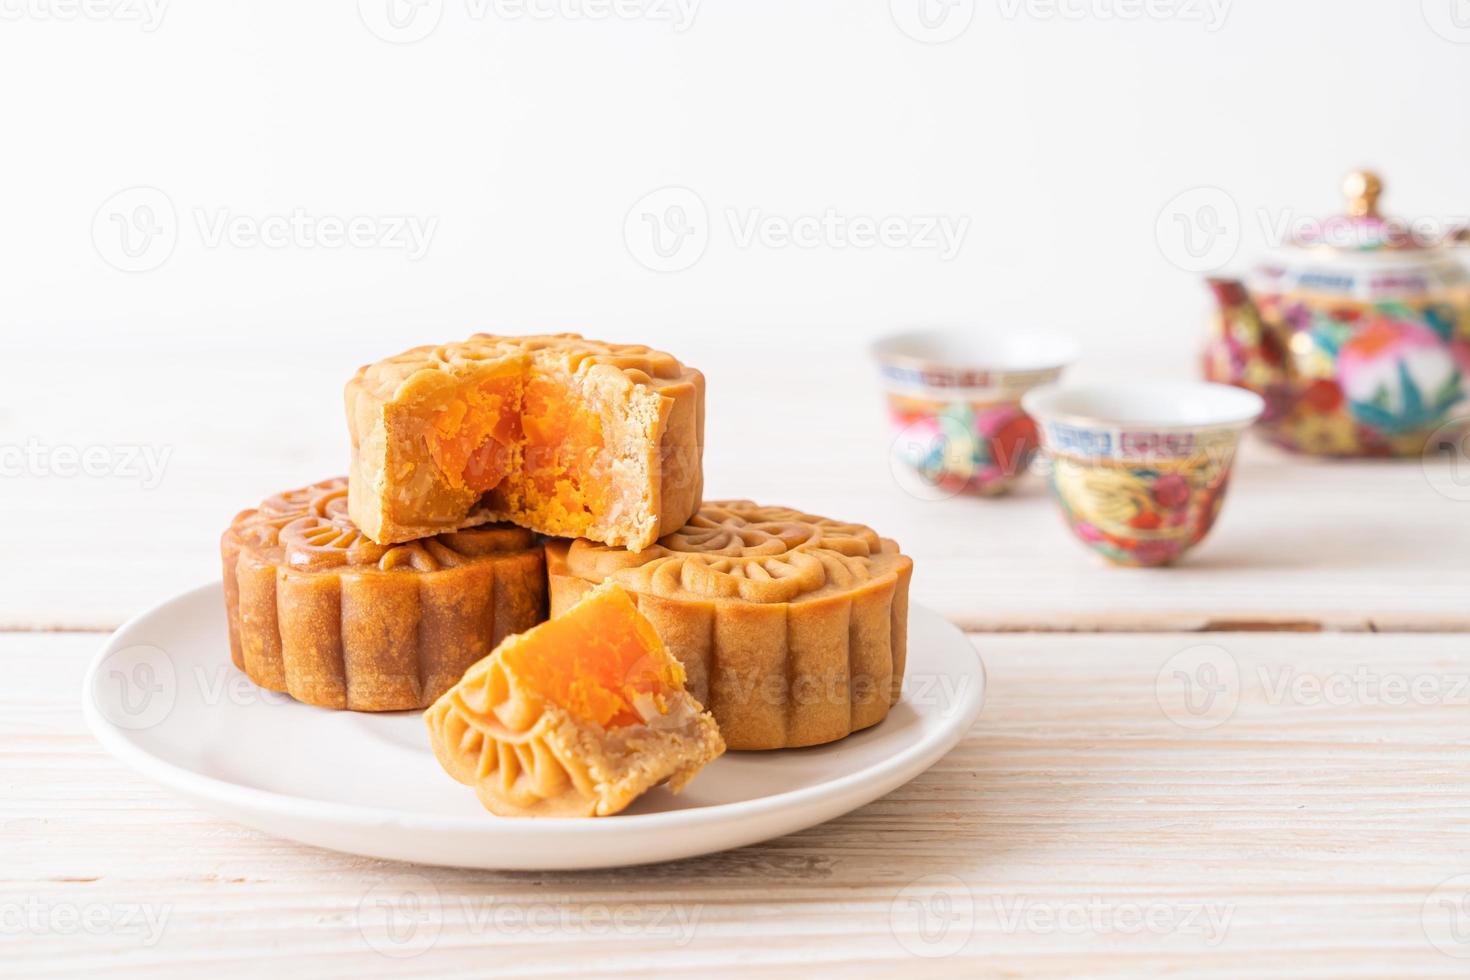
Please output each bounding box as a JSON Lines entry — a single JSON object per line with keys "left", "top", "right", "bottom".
{"left": 546, "top": 501, "right": 912, "bottom": 750}
{"left": 424, "top": 583, "right": 725, "bottom": 817}
{"left": 345, "top": 334, "right": 704, "bottom": 550}
{"left": 221, "top": 478, "right": 546, "bottom": 711}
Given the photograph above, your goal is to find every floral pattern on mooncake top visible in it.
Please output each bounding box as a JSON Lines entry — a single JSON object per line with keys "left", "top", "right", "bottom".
{"left": 559, "top": 501, "right": 904, "bottom": 604}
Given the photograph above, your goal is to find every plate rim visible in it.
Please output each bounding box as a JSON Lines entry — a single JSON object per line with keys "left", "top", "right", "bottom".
{"left": 83, "top": 581, "right": 985, "bottom": 838}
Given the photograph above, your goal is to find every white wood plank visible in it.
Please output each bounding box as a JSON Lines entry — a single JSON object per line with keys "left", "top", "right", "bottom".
{"left": 3, "top": 341, "right": 1466, "bottom": 631}
{"left": 8, "top": 631, "right": 1470, "bottom": 976}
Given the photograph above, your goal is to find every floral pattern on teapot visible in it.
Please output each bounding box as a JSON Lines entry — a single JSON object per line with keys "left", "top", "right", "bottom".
{"left": 1203, "top": 172, "right": 1470, "bottom": 457}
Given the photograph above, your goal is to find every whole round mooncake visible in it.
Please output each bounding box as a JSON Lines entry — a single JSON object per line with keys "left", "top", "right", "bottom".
{"left": 545, "top": 501, "right": 912, "bottom": 750}
{"left": 221, "top": 478, "right": 547, "bottom": 711}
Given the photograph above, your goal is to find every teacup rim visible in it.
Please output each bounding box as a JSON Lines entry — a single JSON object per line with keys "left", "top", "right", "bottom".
{"left": 871, "top": 326, "right": 1080, "bottom": 374}
{"left": 1022, "top": 381, "right": 1266, "bottom": 432}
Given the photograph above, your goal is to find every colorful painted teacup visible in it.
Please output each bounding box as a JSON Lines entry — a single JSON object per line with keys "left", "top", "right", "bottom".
{"left": 873, "top": 328, "right": 1077, "bottom": 496}
{"left": 1022, "top": 382, "right": 1264, "bottom": 566}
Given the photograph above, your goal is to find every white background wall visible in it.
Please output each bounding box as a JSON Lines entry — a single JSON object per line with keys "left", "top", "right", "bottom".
{"left": 3, "top": 0, "right": 1470, "bottom": 618}
{"left": 5, "top": 0, "right": 1470, "bottom": 362}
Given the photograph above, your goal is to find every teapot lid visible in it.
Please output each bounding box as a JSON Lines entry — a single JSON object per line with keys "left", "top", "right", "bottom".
{"left": 1253, "top": 171, "right": 1469, "bottom": 301}
{"left": 1291, "top": 171, "right": 1449, "bottom": 253}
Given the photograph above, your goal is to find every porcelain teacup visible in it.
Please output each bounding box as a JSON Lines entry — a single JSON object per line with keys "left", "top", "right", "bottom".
{"left": 873, "top": 328, "right": 1078, "bottom": 497}
{"left": 1022, "top": 382, "right": 1264, "bottom": 566}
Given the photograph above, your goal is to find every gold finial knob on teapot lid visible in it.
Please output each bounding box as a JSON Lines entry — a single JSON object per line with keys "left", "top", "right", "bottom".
{"left": 1343, "top": 170, "right": 1383, "bottom": 218}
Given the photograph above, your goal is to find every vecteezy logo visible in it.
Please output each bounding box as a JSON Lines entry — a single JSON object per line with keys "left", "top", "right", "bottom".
{"left": 1422, "top": 417, "right": 1470, "bottom": 502}
{"left": 92, "top": 186, "right": 177, "bottom": 273}
{"left": 890, "top": 873, "right": 974, "bottom": 957}
{"left": 358, "top": 0, "right": 443, "bottom": 43}
{"left": 1422, "top": 0, "right": 1470, "bottom": 43}
{"left": 356, "top": 874, "right": 442, "bottom": 958}
{"left": 889, "top": 0, "right": 975, "bottom": 44}
{"left": 1423, "top": 874, "right": 1470, "bottom": 958}
{"left": 95, "top": 644, "right": 177, "bottom": 731}
{"left": 623, "top": 186, "right": 708, "bottom": 273}
{"left": 1155, "top": 644, "right": 1240, "bottom": 730}
{"left": 1154, "top": 186, "right": 1240, "bottom": 274}
{"left": 889, "top": 415, "right": 975, "bottom": 502}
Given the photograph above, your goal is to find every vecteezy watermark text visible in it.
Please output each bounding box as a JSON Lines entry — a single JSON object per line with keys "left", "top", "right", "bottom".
{"left": 726, "top": 208, "right": 969, "bottom": 260}
{"left": 888, "top": 874, "right": 1235, "bottom": 959}
{"left": 354, "top": 874, "right": 703, "bottom": 959}
{"left": 996, "top": 0, "right": 1231, "bottom": 31}
{"left": 624, "top": 186, "right": 970, "bottom": 272}
{"left": 456, "top": 897, "right": 701, "bottom": 943}
{"left": 0, "top": 0, "right": 168, "bottom": 30}
{"left": 93, "top": 186, "right": 437, "bottom": 272}
{"left": 358, "top": 0, "right": 698, "bottom": 44}
{"left": 1157, "top": 183, "right": 1470, "bottom": 273}
{"left": 1258, "top": 666, "right": 1470, "bottom": 708}
{"left": 891, "top": 0, "right": 1229, "bottom": 43}
{"left": 467, "top": 0, "right": 698, "bottom": 29}
{"left": 993, "top": 895, "right": 1234, "bottom": 945}
{"left": 193, "top": 208, "right": 436, "bottom": 260}
{"left": 1, "top": 439, "right": 171, "bottom": 489}
{"left": 0, "top": 898, "right": 171, "bottom": 946}
{"left": 1156, "top": 641, "right": 1470, "bottom": 731}
{"left": 1257, "top": 209, "right": 1470, "bottom": 251}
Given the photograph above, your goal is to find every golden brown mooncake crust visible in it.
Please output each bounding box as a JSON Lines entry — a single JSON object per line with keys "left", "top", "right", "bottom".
{"left": 545, "top": 501, "right": 913, "bottom": 750}
{"left": 344, "top": 333, "right": 705, "bottom": 550}
{"left": 221, "top": 478, "right": 547, "bottom": 712}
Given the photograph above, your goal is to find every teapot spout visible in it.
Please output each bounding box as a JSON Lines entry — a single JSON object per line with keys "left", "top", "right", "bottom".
{"left": 1202, "top": 276, "right": 1282, "bottom": 394}
{"left": 1206, "top": 276, "right": 1255, "bottom": 317}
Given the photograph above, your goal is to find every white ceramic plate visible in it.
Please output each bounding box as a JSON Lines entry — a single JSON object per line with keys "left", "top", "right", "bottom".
{"left": 83, "top": 583, "right": 984, "bottom": 870}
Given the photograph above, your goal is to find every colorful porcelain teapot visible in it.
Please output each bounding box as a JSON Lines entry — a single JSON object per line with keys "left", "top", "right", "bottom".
{"left": 1204, "top": 172, "right": 1470, "bottom": 456}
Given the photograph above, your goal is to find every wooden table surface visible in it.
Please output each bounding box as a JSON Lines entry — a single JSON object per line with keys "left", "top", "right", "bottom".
{"left": 6, "top": 337, "right": 1470, "bottom": 976}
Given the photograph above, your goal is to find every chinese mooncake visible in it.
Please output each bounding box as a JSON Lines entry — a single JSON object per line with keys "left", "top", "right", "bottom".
{"left": 425, "top": 582, "right": 725, "bottom": 817}
{"left": 546, "top": 501, "right": 912, "bottom": 750}
{"left": 221, "top": 478, "right": 546, "bottom": 711}
{"left": 345, "top": 334, "right": 704, "bottom": 550}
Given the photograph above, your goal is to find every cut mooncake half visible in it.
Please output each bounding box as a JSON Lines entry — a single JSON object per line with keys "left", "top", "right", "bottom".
{"left": 424, "top": 582, "right": 725, "bottom": 817}
{"left": 345, "top": 334, "right": 704, "bottom": 550}
{"left": 546, "top": 501, "right": 912, "bottom": 750}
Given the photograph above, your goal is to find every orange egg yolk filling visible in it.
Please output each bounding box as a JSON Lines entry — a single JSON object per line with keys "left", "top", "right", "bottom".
{"left": 499, "top": 586, "right": 683, "bottom": 730}
{"left": 520, "top": 375, "right": 611, "bottom": 514}
{"left": 424, "top": 374, "right": 523, "bottom": 494}
{"left": 422, "top": 372, "right": 613, "bottom": 527}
